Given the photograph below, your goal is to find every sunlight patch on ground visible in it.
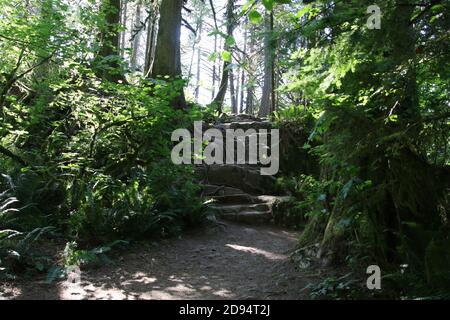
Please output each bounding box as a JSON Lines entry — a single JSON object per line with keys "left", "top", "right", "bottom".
{"left": 123, "top": 276, "right": 157, "bottom": 285}
{"left": 213, "top": 288, "right": 234, "bottom": 298}
{"left": 225, "top": 244, "right": 287, "bottom": 260}
{"left": 58, "top": 282, "right": 129, "bottom": 300}
{"left": 0, "top": 285, "right": 21, "bottom": 300}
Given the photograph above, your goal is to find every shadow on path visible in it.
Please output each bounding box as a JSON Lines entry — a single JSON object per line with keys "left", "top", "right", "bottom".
{"left": 4, "top": 222, "right": 313, "bottom": 300}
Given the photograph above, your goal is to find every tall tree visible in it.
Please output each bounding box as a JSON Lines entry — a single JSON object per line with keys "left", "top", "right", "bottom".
{"left": 151, "top": 0, "right": 186, "bottom": 109}
{"left": 258, "top": 11, "right": 275, "bottom": 117}
{"left": 239, "top": 19, "right": 248, "bottom": 113}
{"left": 120, "top": 0, "right": 128, "bottom": 57}
{"left": 195, "top": 23, "right": 203, "bottom": 100}
{"left": 97, "top": 0, "right": 124, "bottom": 82}
{"left": 130, "top": 0, "right": 143, "bottom": 70}
{"left": 208, "top": 0, "right": 219, "bottom": 100}
{"left": 210, "top": 0, "right": 235, "bottom": 112}
{"left": 245, "top": 23, "right": 256, "bottom": 115}
{"left": 144, "top": 0, "right": 158, "bottom": 77}
{"left": 229, "top": 65, "right": 237, "bottom": 113}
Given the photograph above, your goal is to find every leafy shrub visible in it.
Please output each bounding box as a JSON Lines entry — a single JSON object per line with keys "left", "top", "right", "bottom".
{"left": 0, "top": 179, "right": 55, "bottom": 277}
{"left": 1, "top": 68, "right": 207, "bottom": 275}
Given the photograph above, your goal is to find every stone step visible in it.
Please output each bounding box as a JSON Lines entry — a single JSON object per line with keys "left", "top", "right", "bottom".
{"left": 214, "top": 121, "right": 272, "bottom": 131}
{"left": 219, "top": 210, "right": 271, "bottom": 224}
{"left": 209, "top": 193, "right": 263, "bottom": 204}
{"left": 210, "top": 203, "right": 271, "bottom": 214}
{"left": 196, "top": 164, "right": 276, "bottom": 195}
{"left": 199, "top": 184, "right": 245, "bottom": 197}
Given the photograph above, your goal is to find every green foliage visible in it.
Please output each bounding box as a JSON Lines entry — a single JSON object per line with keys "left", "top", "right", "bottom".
{"left": 2, "top": 71, "right": 206, "bottom": 240}
{"left": 45, "top": 239, "right": 128, "bottom": 283}
{"left": 62, "top": 240, "right": 127, "bottom": 268}
{"left": 305, "top": 273, "right": 363, "bottom": 300}
{"left": 0, "top": 0, "right": 212, "bottom": 280}
{"left": 0, "top": 179, "right": 56, "bottom": 277}
{"left": 278, "top": 0, "right": 450, "bottom": 298}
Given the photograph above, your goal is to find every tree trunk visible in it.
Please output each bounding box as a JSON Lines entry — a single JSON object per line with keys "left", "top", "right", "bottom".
{"left": 120, "top": 0, "right": 128, "bottom": 58}
{"left": 229, "top": 66, "right": 237, "bottom": 114}
{"left": 130, "top": 0, "right": 142, "bottom": 70}
{"left": 245, "top": 24, "right": 256, "bottom": 115}
{"left": 209, "top": 0, "right": 219, "bottom": 100}
{"left": 211, "top": 33, "right": 217, "bottom": 99}
{"left": 258, "top": 12, "right": 275, "bottom": 117}
{"left": 98, "top": 0, "right": 124, "bottom": 82}
{"left": 195, "top": 23, "right": 203, "bottom": 100}
{"left": 210, "top": 0, "right": 235, "bottom": 112}
{"left": 144, "top": 0, "right": 158, "bottom": 77}
{"left": 151, "top": 0, "right": 186, "bottom": 109}
{"left": 240, "top": 21, "right": 248, "bottom": 113}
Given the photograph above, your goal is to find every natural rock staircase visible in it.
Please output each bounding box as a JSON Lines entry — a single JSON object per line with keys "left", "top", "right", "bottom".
{"left": 196, "top": 115, "right": 292, "bottom": 224}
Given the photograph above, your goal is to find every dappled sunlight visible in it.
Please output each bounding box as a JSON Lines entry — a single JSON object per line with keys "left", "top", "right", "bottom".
{"left": 7, "top": 222, "right": 306, "bottom": 300}
{"left": 53, "top": 270, "right": 239, "bottom": 300}
{"left": 225, "top": 244, "right": 287, "bottom": 260}
{"left": 58, "top": 282, "right": 128, "bottom": 300}
{"left": 0, "top": 285, "right": 21, "bottom": 300}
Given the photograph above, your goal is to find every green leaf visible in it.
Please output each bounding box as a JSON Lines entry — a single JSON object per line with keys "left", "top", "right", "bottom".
{"left": 221, "top": 50, "right": 232, "bottom": 62}
{"left": 249, "top": 10, "right": 263, "bottom": 24}
{"left": 262, "top": 0, "right": 274, "bottom": 11}
{"left": 226, "top": 36, "right": 236, "bottom": 47}
{"left": 297, "top": 4, "right": 312, "bottom": 19}
{"left": 208, "top": 52, "right": 218, "bottom": 62}
{"left": 242, "top": 0, "right": 256, "bottom": 12}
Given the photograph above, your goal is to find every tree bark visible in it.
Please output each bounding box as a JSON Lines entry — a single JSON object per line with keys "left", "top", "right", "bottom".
{"left": 195, "top": 23, "right": 203, "bottom": 100}
{"left": 98, "top": 0, "right": 124, "bottom": 82}
{"left": 210, "top": 0, "right": 235, "bottom": 112}
{"left": 144, "top": 0, "right": 158, "bottom": 77}
{"left": 211, "top": 33, "right": 218, "bottom": 99}
{"left": 245, "top": 24, "right": 256, "bottom": 115}
{"left": 258, "top": 12, "right": 275, "bottom": 117}
{"left": 120, "top": 0, "right": 128, "bottom": 57}
{"left": 130, "top": 0, "right": 142, "bottom": 70}
{"left": 151, "top": 0, "right": 186, "bottom": 109}
{"left": 239, "top": 21, "right": 248, "bottom": 113}
{"left": 229, "top": 66, "right": 237, "bottom": 113}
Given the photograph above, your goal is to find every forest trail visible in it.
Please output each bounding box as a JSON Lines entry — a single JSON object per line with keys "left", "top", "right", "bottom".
{"left": 3, "top": 222, "right": 312, "bottom": 300}
{"left": 1, "top": 115, "right": 314, "bottom": 300}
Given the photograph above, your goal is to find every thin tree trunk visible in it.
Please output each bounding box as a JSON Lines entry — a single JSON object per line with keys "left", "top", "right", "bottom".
{"left": 120, "top": 0, "right": 128, "bottom": 58}
{"left": 210, "top": 0, "right": 235, "bottom": 112}
{"left": 258, "top": 11, "right": 275, "bottom": 117}
{"left": 144, "top": 4, "right": 155, "bottom": 75}
{"left": 188, "top": 20, "right": 202, "bottom": 81}
{"left": 240, "top": 22, "right": 248, "bottom": 113}
{"left": 235, "top": 65, "right": 240, "bottom": 114}
{"left": 209, "top": 0, "right": 219, "bottom": 99}
{"left": 245, "top": 22, "right": 256, "bottom": 115}
{"left": 195, "top": 23, "right": 203, "bottom": 100}
{"left": 212, "top": 33, "right": 217, "bottom": 99}
{"left": 130, "top": 0, "right": 142, "bottom": 70}
{"left": 144, "top": 1, "right": 158, "bottom": 77}
{"left": 229, "top": 66, "right": 237, "bottom": 113}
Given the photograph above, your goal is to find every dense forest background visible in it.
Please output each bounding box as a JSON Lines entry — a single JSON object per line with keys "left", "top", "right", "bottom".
{"left": 0, "top": 0, "right": 449, "bottom": 299}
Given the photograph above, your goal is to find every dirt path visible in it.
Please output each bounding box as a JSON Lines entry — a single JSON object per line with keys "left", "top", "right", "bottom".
{"left": 3, "top": 222, "right": 313, "bottom": 300}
